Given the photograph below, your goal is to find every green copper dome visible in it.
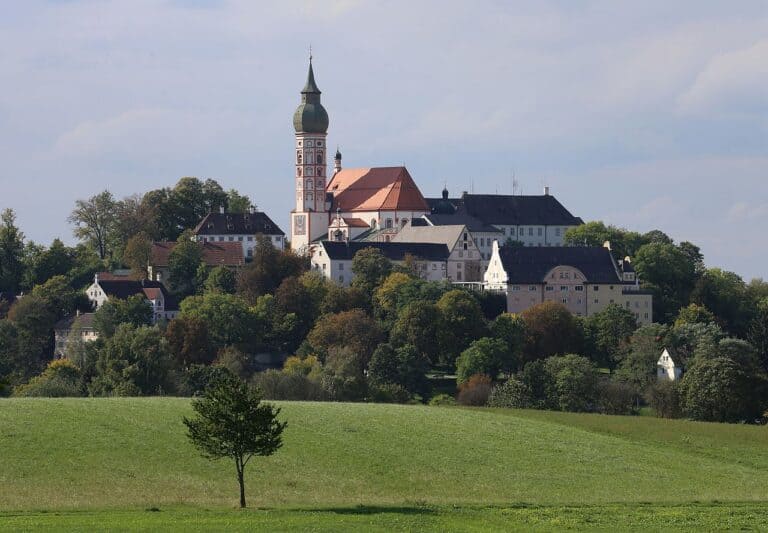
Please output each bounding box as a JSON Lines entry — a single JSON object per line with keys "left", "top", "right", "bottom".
{"left": 293, "top": 60, "right": 329, "bottom": 134}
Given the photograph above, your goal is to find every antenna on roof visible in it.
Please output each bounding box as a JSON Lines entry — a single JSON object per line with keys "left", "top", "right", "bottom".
{"left": 512, "top": 172, "right": 519, "bottom": 196}
{"left": 309, "top": 44, "right": 312, "bottom": 61}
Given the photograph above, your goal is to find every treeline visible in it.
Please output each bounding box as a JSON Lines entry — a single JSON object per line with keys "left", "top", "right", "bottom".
{"left": 1, "top": 184, "right": 767, "bottom": 424}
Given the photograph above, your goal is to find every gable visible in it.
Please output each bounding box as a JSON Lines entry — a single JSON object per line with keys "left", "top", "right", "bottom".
{"left": 327, "top": 167, "right": 428, "bottom": 212}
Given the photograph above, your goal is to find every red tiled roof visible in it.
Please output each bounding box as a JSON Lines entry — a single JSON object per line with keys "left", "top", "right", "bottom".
{"left": 150, "top": 241, "right": 245, "bottom": 268}
{"left": 326, "top": 167, "right": 428, "bottom": 212}
{"left": 142, "top": 288, "right": 162, "bottom": 300}
{"left": 344, "top": 217, "right": 370, "bottom": 228}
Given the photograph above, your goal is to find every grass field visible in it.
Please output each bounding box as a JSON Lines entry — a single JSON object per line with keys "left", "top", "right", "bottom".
{"left": 1, "top": 398, "right": 767, "bottom": 530}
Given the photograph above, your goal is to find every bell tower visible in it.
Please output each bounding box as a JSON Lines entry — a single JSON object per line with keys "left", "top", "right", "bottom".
{"left": 291, "top": 55, "right": 330, "bottom": 252}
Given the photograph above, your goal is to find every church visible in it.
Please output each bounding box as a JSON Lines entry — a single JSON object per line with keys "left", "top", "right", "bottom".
{"left": 290, "top": 58, "right": 430, "bottom": 251}
{"left": 289, "top": 58, "right": 583, "bottom": 255}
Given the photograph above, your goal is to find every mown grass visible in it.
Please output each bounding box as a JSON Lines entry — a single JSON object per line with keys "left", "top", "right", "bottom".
{"left": 1, "top": 398, "right": 767, "bottom": 529}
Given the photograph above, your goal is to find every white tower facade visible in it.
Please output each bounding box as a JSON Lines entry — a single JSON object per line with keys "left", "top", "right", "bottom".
{"left": 291, "top": 58, "right": 331, "bottom": 252}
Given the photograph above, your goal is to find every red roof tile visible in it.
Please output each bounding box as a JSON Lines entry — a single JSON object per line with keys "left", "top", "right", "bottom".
{"left": 327, "top": 167, "right": 428, "bottom": 212}
{"left": 150, "top": 241, "right": 245, "bottom": 268}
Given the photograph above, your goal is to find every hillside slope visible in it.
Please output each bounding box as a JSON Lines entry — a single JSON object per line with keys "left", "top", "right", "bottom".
{"left": 1, "top": 399, "right": 767, "bottom": 511}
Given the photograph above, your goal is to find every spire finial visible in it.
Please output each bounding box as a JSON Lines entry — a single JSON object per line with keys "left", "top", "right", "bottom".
{"left": 309, "top": 44, "right": 313, "bottom": 62}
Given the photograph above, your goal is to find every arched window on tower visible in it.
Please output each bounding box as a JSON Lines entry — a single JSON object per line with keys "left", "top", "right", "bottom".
{"left": 317, "top": 167, "right": 323, "bottom": 177}
{"left": 306, "top": 179, "right": 313, "bottom": 190}
{"left": 317, "top": 151, "right": 323, "bottom": 164}
{"left": 306, "top": 192, "right": 314, "bottom": 201}
{"left": 297, "top": 167, "right": 302, "bottom": 177}
{"left": 297, "top": 152, "right": 302, "bottom": 165}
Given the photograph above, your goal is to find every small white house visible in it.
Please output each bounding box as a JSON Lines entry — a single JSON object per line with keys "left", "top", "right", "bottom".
{"left": 657, "top": 348, "right": 682, "bottom": 381}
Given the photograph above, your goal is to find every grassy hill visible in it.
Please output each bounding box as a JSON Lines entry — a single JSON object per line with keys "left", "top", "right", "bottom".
{"left": 1, "top": 398, "right": 768, "bottom": 530}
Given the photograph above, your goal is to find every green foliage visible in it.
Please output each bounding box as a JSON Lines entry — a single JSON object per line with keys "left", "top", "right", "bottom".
{"left": 204, "top": 266, "right": 236, "bottom": 294}
{"left": 183, "top": 374, "right": 287, "bottom": 507}
{"left": 633, "top": 242, "right": 698, "bottom": 323}
{"left": 21, "top": 238, "right": 75, "bottom": 289}
{"left": 13, "top": 359, "right": 83, "bottom": 397}
{"left": 30, "top": 275, "right": 84, "bottom": 319}
{"left": 351, "top": 247, "right": 392, "bottom": 296}
{"left": 93, "top": 294, "right": 153, "bottom": 337}
{"left": 436, "top": 290, "right": 487, "bottom": 366}
{"left": 520, "top": 301, "right": 582, "bottom": 364}
{"left": 390, "top": 301, "right": 443, "bottom": 365}
{"left": 306, "top": 309, "right": 383, "bottom": 366}
{"left": 368, "top": 343, "right": 430, "bottom": 395}
{"left": 691, "top": 268, "right": 753, "bottom": 336}
{"left": 488, "top": 376, "right": 529, "bottom": 408}
{"left": 542, "top": 354, "right": 600, "bottom": 412}
{"left": 489, "top": 313, "right": 525, "bottom": 372}
{"left": 6, "top": 294, "right": 56, "bottom": 380}
{"left": 213, "top": 346, "right": 251, "bottom": 380}
{"left": 596, "top": 379, "right": 637, "bottom": 415}
{"left": 615, "top": 323, "right": 668, "bottom": 394}
{"left": 168, "top": 233, "right": 204, "bottom": 297}
{"left": 122, "top": 233, "right": 152, "bottom": 280}
{"left": 680, "top": 356, "right": 766, "bottom": 423}
{"left": 674, "top": 303, "right": 716, "bottom": 328}
{"left": 428, "top": 393, "right": 456, "bottom": 406}
{"left": 252, "top": 369, "right": 324, "bottom": 401}
{"left": 176, "top": 364, "right": 234, "bottom": 397}
{"left": 0, "top": 208, "right": 25, "bottom": 292}
{"left": 236, "top": 237, "right": 306, "bottom": 303}
{"left": 180, "top": 292, "right": 262, "bottom": 350}
{"left": 68, "top": 191, "right": 118, "bottom": 260}
{"left": 645, "top": 380, "right": 682, "bottom": 419}
{"left": 456, "top": 337, "right": 509, "bottom": 384}
{"left": 563, "top": 221, "right": 646, "bottom": 259}
{"left": 583, "top": 303, "right": 637, "bottom": 370}
{"left": 368, "top": 381, "right": 412, "bottom": 404}
{"left": 748, "top": 298, "right": 768, "bottom": 371}
{"left": 226, "top": 189, "right": 252, "bottom": 213}
{"left": 89, "top": 324, "right": 174, "bottom": 396}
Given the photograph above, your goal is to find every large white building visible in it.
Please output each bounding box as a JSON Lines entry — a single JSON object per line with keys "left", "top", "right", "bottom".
{"left": 193, "top": 207, "right": 285, "bottom": 258}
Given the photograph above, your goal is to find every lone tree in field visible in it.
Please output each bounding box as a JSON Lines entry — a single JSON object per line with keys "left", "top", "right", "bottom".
{"left": 183, "top": 374, "right": 287, "bottom": 508}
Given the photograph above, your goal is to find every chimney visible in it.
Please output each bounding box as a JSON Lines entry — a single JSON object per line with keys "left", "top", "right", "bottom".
{"left": 603, "top": 240, "right": 611, "bottom": 250}
{"left": 249, "top": 204, "right": 255, "bottom": 214}
{"left": 94, "top": 272, "right": 99, "bottom": 283}
{"left": 219, "top": 204, "right": 225, "bottom": 214}
{"left": 543, "top": 186, "right": 550, "bottom": 196}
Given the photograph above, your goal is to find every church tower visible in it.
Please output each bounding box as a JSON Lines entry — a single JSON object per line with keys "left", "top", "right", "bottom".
{"left": 290, "top": 56, "right": 330, "bottom": 252}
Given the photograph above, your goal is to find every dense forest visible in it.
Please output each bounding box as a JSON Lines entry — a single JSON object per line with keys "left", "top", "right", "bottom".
{"left": 1, "top": 177, "right": 767, "bottom": 423}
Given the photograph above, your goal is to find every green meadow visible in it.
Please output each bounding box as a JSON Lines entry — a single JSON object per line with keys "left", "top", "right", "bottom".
{"left": 1, "top": 398, "right": 767, "bottom": 530}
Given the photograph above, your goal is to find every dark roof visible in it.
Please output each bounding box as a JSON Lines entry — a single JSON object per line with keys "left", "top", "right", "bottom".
{"left": 54, "top": 312, "right": 96, "bottom": 331}
{"left": 426, "top": 193, "right": 582, "bottom": 226}
{"left": 96, "top": 278, "right": 179, "bottom": 311}
{"left": 422, "top": 213, "right": 502, "bottom": 233}
{"left": 192, "top": 211, "right": 285, "bottom": 236}
{"left": 293, "top": 59, "right": 329, "bottom": 133}
{"left": 320, "top": 241, "right": 450, "bottom": 262}
{"left": 498, "top": 246, "right": 621, "bottom": 284}
{"left": 151, "top": 241, "right": 245, "bottom": 268}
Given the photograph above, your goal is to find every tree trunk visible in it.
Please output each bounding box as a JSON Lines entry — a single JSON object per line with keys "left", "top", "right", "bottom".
{"left": 237, "top": 460, "right": 246, "bottom": 508}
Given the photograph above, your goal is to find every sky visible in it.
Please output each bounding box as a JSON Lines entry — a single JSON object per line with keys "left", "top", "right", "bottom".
{"left": 0, "top": 1, "right": 766, "bottom": 280}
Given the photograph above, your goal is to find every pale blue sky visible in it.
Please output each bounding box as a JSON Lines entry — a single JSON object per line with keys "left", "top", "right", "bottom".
{"left": 0, "top": 1, "right": 766, "bottom": 279}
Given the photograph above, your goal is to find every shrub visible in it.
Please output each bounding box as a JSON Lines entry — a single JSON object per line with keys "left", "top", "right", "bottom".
{"left": 368, "top": 382, "right": 412, "bottom": 404}
{"left": 646, "top": 379, "right": 682, "bottom": 419}
{"left": 177, "top": 364, "right": 233, "bottom": 396}
{"left": 214, "top": 346, "right": 251, "bottom": 380}
{"left": 456, "top": 374, "right": 493, "bottom": 406}
{"left": 252, "top": 369, "right": 323, "bottom": 401}
{"left": 14, "top": 359, "right": 83, "bottom": 397}
{"left": 543, "top": 354, "right": 599, "bottom": 412}
{"left": 487, "top": 377, "right": 529, "bottom": 408}
{"left": 428, "top": 393, "right": 456, "bottom": 406}
{"left": 596, "top": 379, "right": 637, "bottom": 415}
{"left": 456, "top": 337, "right": 509, "bottom": 385}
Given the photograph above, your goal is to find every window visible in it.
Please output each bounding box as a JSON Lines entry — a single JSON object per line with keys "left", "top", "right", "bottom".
{"left": 432, "top": 264, "right": 437, "bottom": 270}
{"left": 512, "top": 285, "right": 521, "bottom": 292}
{"left": 317, "top": 152, "right": 323, "bottom": 164}
{"left": 339, "top": 263, "right": 344, "bottom": 271}
{"left": 339, "top": 276, "right": 344, "bottom": 283}
{"left": 247, "top": 236, "right": 253, "bottom": 241}
{"left": 528, "top": 285, "right": 537, "bottom": 291}
{"left": 297, "top": 152, "right": 302, "bottom": 164}
{"left": 247, "top": 248, "right": 253, "bottom": 258}
{"left": 385, "top": 219, "right": 393, "bottom": 228}
{"left": 561, "top": 286, "right": 568, "bottom": 291}
{"left": 528, "top": 228, "right": 533, "bottom": 236}
{"left": 555, "top": 228, "right": 561, "bottom": 237}
{"left": 593, "top": 286, "right": 599, "bottom": 291}
{"left": 562, "top": 298, "right": 568, "bottom": 304}
{"left": 458, "top": 251, "right": 464, "bottom": 258}
{"left": 457, "top": 271, "right": 462, "bottom": 281}
{"left": 594, "top": 299, "right": 599, "bottom": 304}
{"left": 537, "top": 227, "right": 543, "bottom": 236}
{"left": 317, "top": 141, "right": 323, "bottom": 147}
{"left": 322, "top": 264, "right": 326, "bottom": 270}
{"left": 218, "top": 236, "right": 224, "bottom": 241}
{"left": 236, "top": 236, "right": 242, "bottom": 242}
{"left": 463, "top": 243, "right": 468, "bottom": 250}
{"left": 510, "top": 228, "right": 515, "bottom": 236}
{"left": 463, "top": 233, "right": 468, "bottom": 241}
{"left": 228, "top": 236, "right": 234, "bottom": 241}
{"left": 575, "top": 286, "right": 583, "bottom": 292}
{"left": 545, "top": 286, "right": 554, "bottom": 292}
{"left": 644, "top": 313, "right": 649, "bottom": 319}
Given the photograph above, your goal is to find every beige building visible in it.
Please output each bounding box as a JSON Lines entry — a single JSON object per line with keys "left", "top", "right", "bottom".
{"left": 54, "top": 312, "right": 98, "bottom": 359}
{"left": 484, "top": 241, "right": 652, "bottom": 324}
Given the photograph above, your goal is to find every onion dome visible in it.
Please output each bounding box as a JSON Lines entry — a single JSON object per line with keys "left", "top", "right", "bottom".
{"left": 293, "top": 59, "right": 329, "bottom": 134}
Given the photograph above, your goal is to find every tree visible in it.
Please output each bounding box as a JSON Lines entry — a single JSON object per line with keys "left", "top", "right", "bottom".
{"left": 93, "top": 294, "right": 153, "bottom": 337}
{"left": 674, "top": 303, "right": 716, "bottom": 328}
{"left": 520, "top": 302, "right": 582, "bottom": 364}
{"left": 456, "top": 337, "right": 509, "bottom": 384}
{"left": 205, "top": 266, "right": 237, "bottom": 294}
{"left": 22, "top": 238, "right": 74, "bottom": 289}
{"left": 583, "top": 303, "right": 637, "bottom": 370}
{"left": 543, "top": 354, "right": 600, "bottom": 412}
{"left": 436, "top": 290, "right": 487, "bottom": 366}
{"left": 7, "top": 294, "right": 56, "bottom": 381}
{"left": 306, "top": 309, "right": 383, "bottom": 364}
{"left": 180, "top": 293, "right": 262, "bottom": 350}
{"left": 390, "top": 301, "right": 443, "bottom": 365}
{"left": 236, "top": 237, "right": 306, "bottom": 304}
{"left": 226, "top": 189, "right": 252, "bottom": 213}
{"left": 351, "top": 247, "right": 392, "bottom": 295}
{"left": 184, "top": 374, "right": 287, "bottom": 508}
{"left": 165, "top": 316, "right": 215, "bottom": 367}
{"left": 68, "top": 191, "right": 117, "bottom": 260}
{"left": 368, "top": 343, "right": 430, "bottom": 395}
{"left": 615, "top": 323, "right": 668, "bottom": 396}
{"left": 563, "top": 221, "right": 645, "bottom": 260}
{"left": 747, "top": 298, "right": 768, "bottom": 371}
{"left": 633, "top": 242, "right": 697, "bottom": 323}
{"left": 489, "top": 313, "right": 526, "bottom": 373}
{"left": 30, "top": 275, "right": 87, "bottom": 320}
{"left": 123, "top": 233, "right": 152, "bottom": 279}
{"left": 0, "top": 209, "right": 25, "bottom": 292}
{"left": 690, "top": 268, "right": 752, "bottom": 336}
{"left": 168, "top": 233, "right": 204, "bottom": 297}
{"left": 680, "top": 356, "right": 766, "bottom": 423}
